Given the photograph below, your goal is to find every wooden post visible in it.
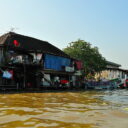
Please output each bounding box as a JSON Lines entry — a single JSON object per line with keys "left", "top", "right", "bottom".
{"left": 23, "top": 63, "right": 26, "bottom": 88}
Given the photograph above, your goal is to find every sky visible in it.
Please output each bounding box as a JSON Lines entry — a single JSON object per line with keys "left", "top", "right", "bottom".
{"left": 0, "top": 0, "right": 128, "bottom": 68}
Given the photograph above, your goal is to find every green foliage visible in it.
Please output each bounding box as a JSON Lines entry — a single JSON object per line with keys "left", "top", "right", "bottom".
{"left": 63, "top": 39, "right": 107, "bottom": 75}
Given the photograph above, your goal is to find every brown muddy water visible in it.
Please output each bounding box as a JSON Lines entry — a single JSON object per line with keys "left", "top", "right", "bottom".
{"left": 0, "top": 90, "right": 128, "bottom": 128}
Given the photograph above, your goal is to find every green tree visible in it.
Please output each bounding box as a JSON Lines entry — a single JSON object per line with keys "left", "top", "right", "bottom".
{"left": 63, "top": 39, "right": 107, "bottom": 77}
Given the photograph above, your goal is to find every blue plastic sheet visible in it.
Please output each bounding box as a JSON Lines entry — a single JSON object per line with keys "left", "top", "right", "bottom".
{"left": 44, "top": 54, "right": 71, "bottom": 71}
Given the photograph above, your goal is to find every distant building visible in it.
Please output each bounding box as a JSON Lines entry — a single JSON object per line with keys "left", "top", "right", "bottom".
{"left": 106, "top": 61, "right": 121, "bottom": 69}
{"left": 95, "top": 61, "right": 128, "bottom": 81}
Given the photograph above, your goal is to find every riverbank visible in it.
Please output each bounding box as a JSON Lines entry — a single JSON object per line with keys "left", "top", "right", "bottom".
{"left": 0, "top": 88, "right": 90, "bottom": 94}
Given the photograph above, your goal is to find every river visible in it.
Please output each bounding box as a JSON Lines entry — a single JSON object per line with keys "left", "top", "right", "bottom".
{"left": 0, "top": 90, "right": 128, "bottom": 128}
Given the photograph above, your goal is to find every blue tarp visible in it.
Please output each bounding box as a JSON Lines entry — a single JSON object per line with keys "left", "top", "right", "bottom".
{"left": 44, "top": 54, "right": 71, "bottom": 71}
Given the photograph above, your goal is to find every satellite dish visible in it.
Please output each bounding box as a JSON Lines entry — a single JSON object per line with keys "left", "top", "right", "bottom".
{"left": 8, "top": 27, "right": 19, "bottom": 33}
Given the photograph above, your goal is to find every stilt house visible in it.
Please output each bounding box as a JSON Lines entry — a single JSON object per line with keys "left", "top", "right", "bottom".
{"left": 0, "top": 32, "right": 83, "bottom": 89}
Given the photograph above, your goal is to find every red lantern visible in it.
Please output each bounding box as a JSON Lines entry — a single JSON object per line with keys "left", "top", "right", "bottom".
{"left": 13, "top": 40, "right": 20, "bottom": 47}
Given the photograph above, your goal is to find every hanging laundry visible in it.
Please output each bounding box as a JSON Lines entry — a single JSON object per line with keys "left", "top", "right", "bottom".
{"left": 60, "top": 80, "right": 69, "bottom": 84}
{"left": 75, "top": 61, "right": 83, "bottom": 70}
{"left": 2, "top": 71, "right": 12, "bottom": 79}
{"left": 8, "top": 70, "right": 14, "bottom": 79}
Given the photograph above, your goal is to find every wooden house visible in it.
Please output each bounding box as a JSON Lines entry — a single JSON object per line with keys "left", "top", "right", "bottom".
{"left": 0, "top": 32, "right": 83, "bottom": 90}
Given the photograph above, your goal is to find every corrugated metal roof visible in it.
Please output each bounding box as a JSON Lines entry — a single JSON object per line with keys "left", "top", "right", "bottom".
{"left": 0, "top": 32, "right": 70, "bottom": 58}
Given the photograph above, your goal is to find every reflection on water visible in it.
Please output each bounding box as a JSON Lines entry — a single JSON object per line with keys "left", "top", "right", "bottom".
{"left": 0, "top": 90, "right": 128, "bottom": 128}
